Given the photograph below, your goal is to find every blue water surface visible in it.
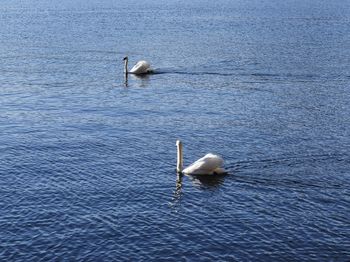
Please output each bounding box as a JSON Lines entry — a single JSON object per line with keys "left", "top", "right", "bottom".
{"left": 0, "top": 0, "right": 349, "bottom": 261}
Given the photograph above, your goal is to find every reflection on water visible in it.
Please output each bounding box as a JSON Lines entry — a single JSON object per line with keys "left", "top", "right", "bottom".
{"left": 123, "top": 73, "right": 128, "bottom": 87}
{"left": 123, "top": 73, "right": 151, "bottom": 87}
{"left": 170, "top": 173, "right": 183, "bottom": 210}
{"left": 171, "top": 171, "right": 228, "bottom": 199}
{"left": 189, "top": 173, "right": 228, "bottom": 189}
{"left": 174, "top": 173, "right": 183, "bottom": 197}
{"left": 170, "top": 172, "right": 228, "bottom": 210}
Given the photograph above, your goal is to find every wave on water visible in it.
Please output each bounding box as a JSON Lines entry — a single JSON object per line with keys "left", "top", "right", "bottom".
{"left": 228, "top": 153, "right": 349, "bottom": 190}
{"left": 152, "top": 68, "right": 236, "bottom": 77}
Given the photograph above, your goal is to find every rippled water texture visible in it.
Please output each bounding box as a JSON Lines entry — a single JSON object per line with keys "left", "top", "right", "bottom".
{"left": 0, "top": 0, "right": 349, "bottom": 260}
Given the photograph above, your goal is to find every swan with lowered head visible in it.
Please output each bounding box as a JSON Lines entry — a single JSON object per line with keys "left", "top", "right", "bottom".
{"left": 123, "top": 56, "right": 153, "bottom": 75}
{"left": 176, "top": 140, "right": 226, "bottom": 175}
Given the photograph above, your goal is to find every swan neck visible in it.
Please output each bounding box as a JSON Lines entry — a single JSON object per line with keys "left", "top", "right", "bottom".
{"left": 124, "top": 58, "right": 128, "bottom": 74}
{"left": 176, "top": 141, "right": 183, "bottom": 173}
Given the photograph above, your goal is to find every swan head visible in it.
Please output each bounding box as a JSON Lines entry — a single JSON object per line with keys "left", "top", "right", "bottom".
{"left": 123, "top": 56, "right": 128, "bottom": 61}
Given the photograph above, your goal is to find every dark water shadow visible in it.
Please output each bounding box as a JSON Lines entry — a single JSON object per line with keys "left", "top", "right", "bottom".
{"left": 122, "top": 67, "right": 237, "bottom": 87}
{"left": 169, "top": 171, "right": 229, "bottom": 209}
{"left": 169, "top": 173, "right": 184, "bottom": 211}
{"left": 124, "top": 73, "right": 150, "bottom": 87}
{"left": 174, "top": 173, "right": 183, "bottom": 200}
{"left": 189, "top": 173, "right": 229, "bottom": 189}
{"left": 152, "top": 68, "right": 235, "bottom": 77}
{"left": 228, "top": 153, "right": 349, "bottom": 190}
{"left": 131, "top": 74, "right": 151, "bottom": 80}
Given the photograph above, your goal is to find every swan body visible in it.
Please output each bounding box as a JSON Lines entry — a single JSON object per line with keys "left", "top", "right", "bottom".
{"left": 183, "top": 153, "right": 225, "bottom": 175}
{"left": 176, "top": 140, "right": 226, "bottom": 175}
{"left": 130, "top": 60, "right": 152, "bottom": 74}
{"left": 123, "top": 57, "right": 152, "bottom": 75}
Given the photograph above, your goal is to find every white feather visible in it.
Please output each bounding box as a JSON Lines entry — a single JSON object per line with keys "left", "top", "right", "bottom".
{"left": 129, "top": 60, "right": 152, "bottom": 74}
{"left": 182, "top": 153, "right": 225, "bottom": 175}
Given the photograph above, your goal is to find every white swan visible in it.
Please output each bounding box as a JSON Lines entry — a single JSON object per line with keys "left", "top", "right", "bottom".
{"left": 176, "top": 140, "right": 226, "bottom": 175}
{"left": 123, "top": 56, "right": 153, "bottom": 75}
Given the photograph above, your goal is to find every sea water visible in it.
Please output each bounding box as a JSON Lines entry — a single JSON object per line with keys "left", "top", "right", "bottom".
{"left": 0, "top": 0, "right": 349, "bottom": 260}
